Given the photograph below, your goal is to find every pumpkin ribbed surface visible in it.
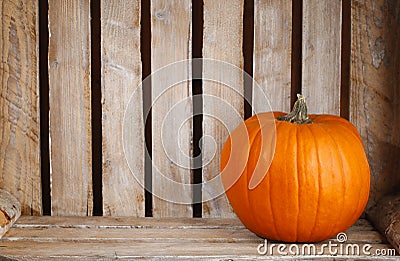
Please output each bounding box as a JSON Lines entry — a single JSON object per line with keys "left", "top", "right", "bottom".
{"left": 221, "top": 111, "right": 370, "bottom": 242}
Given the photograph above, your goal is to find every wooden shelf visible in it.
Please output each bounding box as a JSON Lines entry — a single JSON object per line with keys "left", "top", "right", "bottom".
{"left": 0, "top": 217, "right": 398, "bottom": 259}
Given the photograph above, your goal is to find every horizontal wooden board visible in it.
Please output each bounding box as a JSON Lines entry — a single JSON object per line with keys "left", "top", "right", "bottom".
{"left": 3, "top": 227, "right": 259, "bottom": 243}
{"left": 13, "top": 216, "right": 244, "bottom": 229}
{"left": 0, "top": 242, "right": 396, "bottom": 260}
{"left": 13, "top": 216, "right": 373, "bottom": 230}
{"left": 1, "top": 217, "right": 396, "bottom": 259}
{"left": 5, "top": 217, "right": 383, "bottom": 244}
{"left": 3, "top": 227, "right": 384, "bottom": 244}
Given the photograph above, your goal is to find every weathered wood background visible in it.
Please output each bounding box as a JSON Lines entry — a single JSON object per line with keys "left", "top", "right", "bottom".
{"left": 0, "top": 0, "right": 399, "bottom": 218}
{"left": 101, "top": 0, "right": 144, "bottom": 217}
{"left": 0, "top": 0, "right": 41, "bottom": 215}
{"left": 48, "top": 0, "right": 93, "bottom": 216}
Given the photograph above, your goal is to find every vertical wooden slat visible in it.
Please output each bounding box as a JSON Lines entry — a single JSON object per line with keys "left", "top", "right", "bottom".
{"left": 253, "top": 0, "right": 292, "bottom": 113}
{"left": 101, "top": 1, "right": 144, "bottom": 216}
{"left": 0, "top": 0, "right": 40, "bottom": 215}
{"left": 48, "top": 0, "right": 92, "bottom": 216}
{"left": 350, "top": 0, "right": 400, "bottom": 209}
{"left": 151, "top": 0, "right": 192, "bottom": 217}
{"left": 202, "top": 0, "right": 244, "bottom": 218}
{"left": 302, "top": 0, "right": 342, "bottom": 114}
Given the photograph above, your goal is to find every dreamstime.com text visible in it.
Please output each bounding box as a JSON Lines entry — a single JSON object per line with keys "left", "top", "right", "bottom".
{"left": 257, "top": 232, "right": 397, "bottom": 257}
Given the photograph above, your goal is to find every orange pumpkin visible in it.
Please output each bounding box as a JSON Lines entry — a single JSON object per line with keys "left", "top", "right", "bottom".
{"left": 220, "top": 94, "right": 370, "bottom": 242}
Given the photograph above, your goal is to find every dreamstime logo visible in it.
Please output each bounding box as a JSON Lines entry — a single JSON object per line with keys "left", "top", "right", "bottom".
{"left": 257, "top": 232, "right": 397, "bottom": 257}
{"left": 122, "top": 59, "right": 276, "bottom": 204}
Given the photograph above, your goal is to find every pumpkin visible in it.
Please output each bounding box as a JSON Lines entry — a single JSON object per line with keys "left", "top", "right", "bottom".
{"left": 220, "top": 94, "right": 370, "bottom": 242}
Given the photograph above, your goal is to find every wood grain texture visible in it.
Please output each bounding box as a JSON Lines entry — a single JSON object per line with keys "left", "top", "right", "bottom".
{"left": 48, "top": 0, "right": 92, "bottom": 216}
{"left": 253, "top": 0, "right": 292, "bottom": 113}
{"left": 101, "top": 0, "right": 144, "bottom": 216}
{"left": 14, "top": 216, "right": 245, "bottom": 229}
{"left": 0, "top": 0, "right": 41, "bottom": 215}
{"left": 151, "top": 0, "right": 192, "bottom": 217}
{"left": 3, "top": 225, "right": 384, "bottom": 244}
{"left": 12, "top": 215, "right": 372, "bottom": 231}
{"left": 1, "top": 242, "right": 396, "bottom": 260}
{"left": 350, "top": 0, "right": 400, "bottom": 209}
{"left": 202, "top": 0, "right": 244, "bottom": 218}
{"left": 302, "top": 0, "right": 342, "bottom": 114}
{"left": 4, "top": 227, "right": 260, "bottom": 243}
{"left": 368, "top": 193, "right": 400, "bottom": 254}
{"left": 0, "top": 217, "right": 396, "bottom": 259}
{"left": 0, "top": 189, "right": 21, "bottom": 238}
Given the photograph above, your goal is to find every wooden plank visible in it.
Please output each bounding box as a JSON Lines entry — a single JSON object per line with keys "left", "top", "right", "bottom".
{"left": 13, "top": 216, "right": 373, "bottom": 231}
{"left": 14, "top": 216, "right": 245, "bottom": 229}
{"left": 202, "top": 0, "right": 244, "bottom": 218}
{"left": 0, "top": 189, "right": 21, "bottom": 238}
{"left": 101, "top": 0, "right": 144, "bottom": 216}
{"left": 2, "top": 228, "right": 385, "bottom": 246}
{"left": 3, "top": 226, "right": 384, "bottom": 244}
{"left": 1, "top": 217, "right": 395, "bottom": 259}
{"left": 350, "top": 0, "right": 400, "bottom": 209}
{"left": 0, "top": 240, "right": 396, "bottom": 259}
{"left": 253, "top": 0, "right": 292, "bottom": 113}
{"left": 3, "top": 227, "right": 259, "bottom": 243}
{"left": 151, "top": 0, "right": 192, "bottom": 217}
{"left": 3, "top": 241, "right": 397, "bottom": 260}
{"left": 0, "top": 0, "right": 41, "bottom": 215}
{"left": 48, "top": 0, "right": 92, "bottom": 215}
{"left": 302, "top": 0, "right": 342, "bottom": 114}
{"left": 368, "top": 193, "right": 400, "bottom": 254}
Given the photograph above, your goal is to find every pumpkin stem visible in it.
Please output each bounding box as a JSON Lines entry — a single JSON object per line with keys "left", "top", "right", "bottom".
{"left": 277, "top": 94, "right": 312, "bottom": 124}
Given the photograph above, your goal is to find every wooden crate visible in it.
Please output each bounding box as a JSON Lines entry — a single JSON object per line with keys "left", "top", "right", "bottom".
{"left": 0, "top": 0, "right": 399, "bottom": 259}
